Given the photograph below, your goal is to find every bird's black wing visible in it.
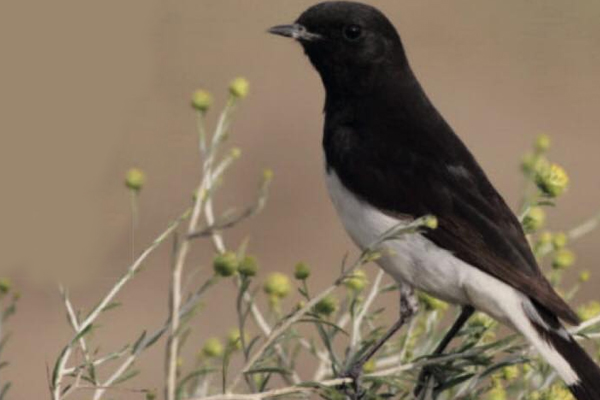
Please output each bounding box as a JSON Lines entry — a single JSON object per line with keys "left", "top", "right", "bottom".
{"left": 327, "top": 124, "right": 579, "bottom": 325}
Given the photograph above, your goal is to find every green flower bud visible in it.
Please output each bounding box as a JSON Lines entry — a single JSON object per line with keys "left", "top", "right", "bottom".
{"left": 202, "top": 337, "right": 224, "bottom": 358}
{"left": 146, "top": 390, "right": 157, "bottom": 400}
{"left": 578, "top": 301, "right": 600, "bottom": 321}
{"left": 314, "top": 295, "right": 338, "bottom": 317}
{"left": 262, "top": 168, "right": 274, "bottom": 183}
{"left": 552, "top": 232, "right": 568, "bottom": 249}
{"left": 344, "top": 269, "right": 368, "bottom": 292}
{"left": 487, "top": 385, "right": 506, "bottom": 400}
{"left": 535, "top": 163, "right": 569, "bottom": 197}
{"left": 501, "top": 365, "right": 519, "bottom": 381}
{"left": 191, "top": 89, "right": 213, "bottom": 112}
{"left": 226, "top": 329, "right": 249, "bottom": 351}
{"left": 0, "top": 278, "right": 11, "bottom": 294}
{"left": 522, "top": 206, "right": 546, "bottom": 233}
{"left": 423, "top": 215, "right": 438, "bottom": 229}
{"left": 579, "top": 270, "right": 591, "bottom": 283}
{"left": 238, "top": 255, "right": 258, "bottom": 277}
{"left": 230, "top": 147, "right": 242, "bottom": 159}
{"left": 125, "top": 168, "right": 145, "bottom": 191}
{"left": 552, "top": 248, "right": 575, "bottom": 270}
{"left": 263, "top": 272, "right": 291, "bottom": 298}
{"left": 362, "top": 359, "right": 376, "bottom": 374}
{"left": 469, "top": 312, "right": 496, "bottom": 329}
{"left": 541, "top": 384, "right": 575, "bottom": 400}
{"left": 534, "top": 134, "right": 551, "bottom": 153}
{"left": 521, "top": 153, "right": 549, "bottom": 175}
{"left": 229, "top": 77, "right": 249, "bottom": 99}
{"left": 213, "top": 252, "right": 239, "bottom": 277}
{"left": 294, "top": 262, "right": 310, "bottom": 280}
{"left": 417, "top": 291, "right": 448, "bottom": 312}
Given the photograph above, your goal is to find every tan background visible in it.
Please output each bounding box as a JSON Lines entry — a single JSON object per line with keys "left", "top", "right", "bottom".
{"left": 1, "top": 1, "right": 600, "bottom": 398}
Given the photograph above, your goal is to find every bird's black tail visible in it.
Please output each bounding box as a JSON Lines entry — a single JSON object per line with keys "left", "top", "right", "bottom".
{"left": 525, "top": 301, "right": 600, "bottom": 400}
{"left": 540, "top": 323, "right": 600, "bottom": 399}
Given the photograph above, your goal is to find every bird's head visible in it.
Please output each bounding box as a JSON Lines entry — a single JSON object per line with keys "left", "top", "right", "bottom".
{"left": 269, "top": 1, "right": 408, "bottom": 93}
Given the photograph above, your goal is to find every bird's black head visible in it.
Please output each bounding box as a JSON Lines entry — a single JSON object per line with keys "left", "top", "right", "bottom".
{"left": 269, "top": 1, "right": 409, "bottom": 95}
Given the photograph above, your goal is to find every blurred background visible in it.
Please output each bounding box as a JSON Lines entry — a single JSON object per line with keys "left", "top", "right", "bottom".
{"left": 1, "top": 0, "right": 600, "bottom": 398}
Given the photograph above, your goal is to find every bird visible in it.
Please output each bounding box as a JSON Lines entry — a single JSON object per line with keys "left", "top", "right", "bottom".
{"left": 268, "top": 1, "right": 600, "bottom": 399}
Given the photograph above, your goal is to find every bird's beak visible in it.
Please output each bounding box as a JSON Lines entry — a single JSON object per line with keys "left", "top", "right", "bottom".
{"left": 268, "top": 23, "right": 322, "bottom": 42}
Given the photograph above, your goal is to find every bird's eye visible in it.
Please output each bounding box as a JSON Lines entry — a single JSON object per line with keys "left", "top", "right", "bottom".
{"left": 343, "top": 24, "right": 363, "bottom": 41}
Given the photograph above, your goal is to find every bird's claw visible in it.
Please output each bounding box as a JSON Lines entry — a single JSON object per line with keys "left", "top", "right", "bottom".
{"left": 340, "top": 364, "right": 365, "bottom": 400}
{"left": 413, "top": 366, "right": 435, "bottom": 398}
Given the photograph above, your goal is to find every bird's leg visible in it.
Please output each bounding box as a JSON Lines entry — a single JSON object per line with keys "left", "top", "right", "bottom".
{"left": 413, "top": 305, "right": 475, "bottom": 397}
{"left": 342, "top": 285, "right": 418, "bottom": 398}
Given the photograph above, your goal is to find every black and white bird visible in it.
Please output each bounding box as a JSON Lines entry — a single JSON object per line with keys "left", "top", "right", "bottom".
{"left": 269, "top": 1, "right": 600, "bottom": 399}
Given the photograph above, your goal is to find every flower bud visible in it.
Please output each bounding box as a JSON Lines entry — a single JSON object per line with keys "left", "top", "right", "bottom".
{"left": 229, "top": 77, "right": 249, "bottom": 99}
{"left": 202, "top": 337, "right": 224, "bottom": 358}
{"left": 522, "top": 207, "right": 546, "bottom": 233}
{"left": 534, "top": 134, "right": 551, "bottom": 153}
{"left": 577, "top": 301, "right": 600, "bottom": 321}
{"left": 423, "top": 215, "right": 438, "bottom": 230}
{"left": 344, "top": 269, "right": 368, "bottom": 292}
{"left": 191, "top": 89, "right": 213, "bottom": 112}
{"left": 417, "top": 291, "right": 448, "bottom": 312}
{"left": 552, "top": 232, "right": 568, "bottom": 249}
{"left": 226, "top": 329, "right": 249, "bottom": 351}
{"left": 579, "top": 270, "right": 591, "bottom": 283}
{"left": 535, "top": 163, "right": 569, "bottom": 197}
{"left": 262, "top": 168, "right": 274, "bottom": 183}
{"left": 314, "top": 295, "right": 338, "bottom": 316}
{"left": 238, "top": 255, "right": 258, "bottom": 277}
{"left": 0, "top": 278, "right": 11, "bottom": 294}
{"left": 294, "top": 262, "right": 310, "bottom": 280}
{"left": 263, "top": 272, "right": 291, "bottom": 298}
{"left": 501, "top": 365, "right": 519, "bottom": 381}
{"left": 487, "top": 385, "right": 507, "bottom": 400}
{"left": 125, "top": 168, "right": 145, "bottom": 192}
{"left": 362, "top": 359, "right": 376, "bottom": 374}
{"left": 552, "top": 249, "right": 575, "bottom": 270}
{"left": 213, "top": 252, "right": 239, "bottom": 277}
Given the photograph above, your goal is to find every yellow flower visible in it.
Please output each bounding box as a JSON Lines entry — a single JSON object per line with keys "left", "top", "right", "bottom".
{"left": 125, "top": 168, "right": 145, "bottom": 191}
{"left": 552, "top": 232, "right": 568, "bottom": 249}
{"left": 417, "top": 291, "right": 448, "bottom": 312}
{"left": 0, "top": 278, "right": 11, "bottom": 294}
{"left": 362, "top": 359, "right": 376, "bottom": 373}
{"left": 535, "top": 163, "right": 569, "bottom": 197}
{"left": 191, "top": 89, "right": 213, "bottom": 112}
{"left": 522, "top": 207, "right": 546, "bottom": 233}
{"left": 501, "top": 365, "right": 519, "bottom": 381}
{"left": 264, "top": 272, "right": 291, "bottom": 298}
{"left": 534, "top": 134, "right": 551, "bottom": 153}
{"left": 579, "top": 270, "right": 591, "bottom": 283}
{"left": 552, "top": 249, "right": 575, "bottom": 270}
{"left": 423, "top": 215, "right": 438, "bottom": 229}
{"left": 229, "top": 77, "right": 250, "bottom": 99}
{"left": 201, "top": 337, "right": 224, "bottom": 358}
{"left": 227, "top": 329, "right": 249, "bottom": 351}
{"left": 577, "top": 301, "right": 600, "bottom": 321}
{"left": 344, "top": 269, "right": 368, "bottom": 292}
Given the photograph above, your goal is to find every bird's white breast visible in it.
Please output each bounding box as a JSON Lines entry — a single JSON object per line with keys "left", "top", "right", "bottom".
{"left": 324, "top": 168, "right": 515, "bottom": 315}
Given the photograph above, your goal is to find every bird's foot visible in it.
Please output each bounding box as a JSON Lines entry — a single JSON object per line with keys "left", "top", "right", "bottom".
{"left": 339, "top": 363, "right": 366, "bottom": 400}
{"left": 413, "top": 366, "right": 436, "bottom": 398}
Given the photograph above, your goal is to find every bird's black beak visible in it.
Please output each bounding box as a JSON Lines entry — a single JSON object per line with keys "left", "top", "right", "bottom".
{"left": 268, "top": 23, "right": 322, "bottom": 42}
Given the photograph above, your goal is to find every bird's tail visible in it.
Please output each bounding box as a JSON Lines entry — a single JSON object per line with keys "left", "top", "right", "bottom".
{"left": 518, "top": 300, "right": 600, "bottom": 399}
